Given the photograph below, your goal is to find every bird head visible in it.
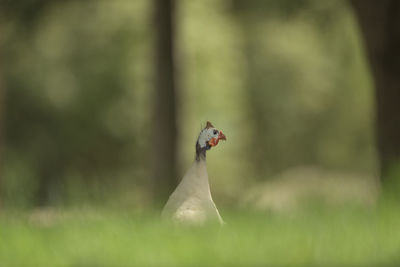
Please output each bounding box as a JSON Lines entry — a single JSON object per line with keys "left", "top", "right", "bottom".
{"left": 197, "top": 121, "right": 226, "bottom": 151}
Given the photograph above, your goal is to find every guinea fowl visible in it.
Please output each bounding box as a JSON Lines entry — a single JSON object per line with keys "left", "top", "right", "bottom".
{"left": 161, "top": 121, "right": 226, "bottom": 225}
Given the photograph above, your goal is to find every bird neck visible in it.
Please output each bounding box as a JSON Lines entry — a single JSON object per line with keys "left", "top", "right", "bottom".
{"left": 195, "top": 141, "right": 207, "bottom": 161}
{"left": 189, "top": 154, "right": 210, "bottom": 190}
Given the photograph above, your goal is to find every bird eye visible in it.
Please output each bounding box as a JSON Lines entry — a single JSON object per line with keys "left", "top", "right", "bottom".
{"left": 213, "top": 130, "right": 218, "bottom": 135}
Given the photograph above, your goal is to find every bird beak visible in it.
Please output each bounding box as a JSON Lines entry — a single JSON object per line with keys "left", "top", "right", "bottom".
{"left": 208, "top": 131, "right": 226, "bottom": 147}
{"left": 218, "top": 131, "right": 226, "bottom": 141}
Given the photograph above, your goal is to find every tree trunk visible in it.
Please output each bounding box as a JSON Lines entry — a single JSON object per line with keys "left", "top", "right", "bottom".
{"left": 351, "top": 0, "right": 400, "bottom": 184}
{"left": 152, "top": 0, "right": 178, "bottom": 203}
{"left": 0, "top": 46, "right": 3, "bottom": 207}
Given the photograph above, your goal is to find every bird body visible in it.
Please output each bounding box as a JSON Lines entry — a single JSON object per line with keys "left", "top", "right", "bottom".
{"left": 161, "top": 121, "right": 226, "bottom": 225}
{"left": 161, "top": 158, "right": 223, "bottom": 224}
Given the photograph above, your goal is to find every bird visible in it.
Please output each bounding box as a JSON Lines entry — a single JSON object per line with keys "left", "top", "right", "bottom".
{"left": 161, "top": 121, "right": 227, "bottom": 225}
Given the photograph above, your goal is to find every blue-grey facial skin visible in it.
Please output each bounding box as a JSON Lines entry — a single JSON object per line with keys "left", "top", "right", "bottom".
{"left": 195, "top": 127, "right": 221, "bottom": 160}
{"left": 197, "top": 128, "right": 219, "bottom": 148}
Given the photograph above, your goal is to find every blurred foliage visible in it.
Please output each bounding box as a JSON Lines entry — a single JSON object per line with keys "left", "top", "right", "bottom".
{"left": 233, "top": 0, "right": 375, "bottom": 176}
{"left": 1, "top": 1, "right": 153, "bottom": 207}
{"left": 1, "top": 204, "right": 400, "bottom": 266}
{"left": 0, "top": 0, "right": 377, "bottom": 208}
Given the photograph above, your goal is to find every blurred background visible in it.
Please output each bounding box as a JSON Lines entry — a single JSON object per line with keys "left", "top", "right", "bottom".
{"left": 1, "top": 0, "right": 397, "bottom": 210}
{"left": 2, "top": 0, "right": 400, "bottom": 265}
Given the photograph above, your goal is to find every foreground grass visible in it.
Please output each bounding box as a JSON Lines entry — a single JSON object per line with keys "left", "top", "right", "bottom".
{"left": 1, "top": 204, "right": 400, "bottom": 266}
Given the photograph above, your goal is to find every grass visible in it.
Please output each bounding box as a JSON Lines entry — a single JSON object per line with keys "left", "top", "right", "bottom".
{"left": 1, "top": 203, "right": 400, "bottom": 266}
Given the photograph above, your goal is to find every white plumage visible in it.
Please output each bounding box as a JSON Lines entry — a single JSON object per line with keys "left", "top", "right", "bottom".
{"left": 161, "top": 121, "right": 226, "bottom": 225}
{"left": 161, "top": 158, "right": 224, "bottom": 225}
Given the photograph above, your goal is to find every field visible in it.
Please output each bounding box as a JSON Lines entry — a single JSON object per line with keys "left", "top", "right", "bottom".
{"left": 1, "top": 203, "right": 400, "bottom": 266}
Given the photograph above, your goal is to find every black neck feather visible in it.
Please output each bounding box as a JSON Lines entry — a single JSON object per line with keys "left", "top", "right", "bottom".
{"left": 195, "top": 141, "right": 207, "bottom": 161}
